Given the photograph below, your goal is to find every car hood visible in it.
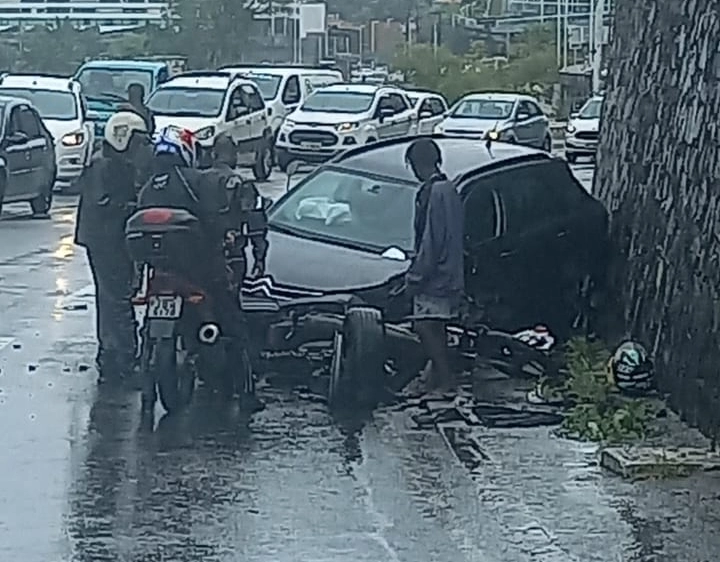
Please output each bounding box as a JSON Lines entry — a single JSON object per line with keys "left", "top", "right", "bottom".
{"left": 43, "top": 120, "right": 82, "bottom": 143}
{"left": 569, "top": 117, "right": 599, "bottom": 132}
{"left": 440, "top": 116, "right": 507, "bottom": 133}
{"left": 243, "top": 228, "right": 409, "bottom": 299}
{"left": 154, "top": 115, "right": 215, "bottom": 133}
{"left": 289, "top": 111, "right": 367, "bottom": 126}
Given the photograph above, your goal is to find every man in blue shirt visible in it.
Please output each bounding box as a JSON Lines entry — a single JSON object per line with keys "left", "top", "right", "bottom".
{"left": 405, "top": 138, "right": 465, "bottom": 391}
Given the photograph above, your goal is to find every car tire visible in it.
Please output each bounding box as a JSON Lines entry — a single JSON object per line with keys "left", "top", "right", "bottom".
{"left": 253, "top": 138, "right": 273, "bottom": 182}
{"left": 328, "top": 306, "right": 386, "bottom": 411}
{"left": 30, "top": 169, "right": 55, "bottom": 216}
{"left": 542, "top": 134, "right": 553, "bottom": 152}
{"left": 365, "top": 137, "right": 377, "bottom": 144}
{"left": 566, "top": 152, "right": 578, "bottom": 164}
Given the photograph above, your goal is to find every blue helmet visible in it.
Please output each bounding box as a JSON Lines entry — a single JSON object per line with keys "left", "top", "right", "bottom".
{"left": 153, "top": 126, "right": 198, "bottom": 167}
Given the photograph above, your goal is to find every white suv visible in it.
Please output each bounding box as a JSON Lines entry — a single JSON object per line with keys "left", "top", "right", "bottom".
{"left": 0, "top": 73, "right": 94, "bottom": 189}
{"left": 147, "top": 71, "right": 273, "bottom": 180}
{"left": 275, "top": 83, "right": 416, "bottom": 170}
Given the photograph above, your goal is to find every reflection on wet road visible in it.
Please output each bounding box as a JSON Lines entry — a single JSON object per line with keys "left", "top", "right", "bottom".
{"left": 1, "top": 167, "right": 719, "bottom": 562}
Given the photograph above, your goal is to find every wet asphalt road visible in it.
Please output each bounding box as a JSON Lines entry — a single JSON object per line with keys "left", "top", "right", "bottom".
{"left": 1, "top": 164, "right": 720, "bottom": 562}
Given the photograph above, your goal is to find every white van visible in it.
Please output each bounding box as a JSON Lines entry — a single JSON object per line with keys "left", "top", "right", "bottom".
{"left": 217, "top": 65, "right": 344, "bottom": 136}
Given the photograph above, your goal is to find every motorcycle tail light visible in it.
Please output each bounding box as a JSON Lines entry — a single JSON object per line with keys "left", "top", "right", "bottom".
{"left": 142, "top": 208, "right": 173, "bottom": 224}
{"left": 187, "top": 293, "right": 205, "bottom": 304}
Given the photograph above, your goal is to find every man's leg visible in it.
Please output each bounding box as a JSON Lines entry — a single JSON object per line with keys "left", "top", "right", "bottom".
{"left": 413, "top": 294, "right": 457, "bottom": 391}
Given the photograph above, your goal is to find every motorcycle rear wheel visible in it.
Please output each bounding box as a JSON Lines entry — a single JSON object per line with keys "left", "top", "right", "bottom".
{"left": 152, "top": 336, "right": 195, "bottom": 413}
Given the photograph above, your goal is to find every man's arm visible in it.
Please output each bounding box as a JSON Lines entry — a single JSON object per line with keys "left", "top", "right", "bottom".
{"left": 246, "top": 210, "right": 269, "bottom": 274}
{"left": 406, "top": 189, "right": 446, "bottom": 288}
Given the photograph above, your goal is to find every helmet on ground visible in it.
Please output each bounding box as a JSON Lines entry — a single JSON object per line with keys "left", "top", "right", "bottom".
{"left": 607, "top": 341, "right": 653, "bottom": 394}
{"left": 104, "top": 110, "right": 148, "bottom": 152}
{"left": 153, "top": 125, "right": 198, "bottom": 167}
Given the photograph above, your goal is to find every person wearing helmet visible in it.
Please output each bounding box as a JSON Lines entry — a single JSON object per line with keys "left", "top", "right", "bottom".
{"left": 74, "top": 110, "right": 152, "bottom": 384}
{"left": 404, "top": 138, "right": 465, "bottom": 392}
{"left": 135, "top": 127, "right": 259, "bottom": 407}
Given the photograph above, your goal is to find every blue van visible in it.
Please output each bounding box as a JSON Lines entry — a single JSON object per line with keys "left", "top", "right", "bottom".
{"left": 73, "top": 59, "right": 171, "bottom": 140}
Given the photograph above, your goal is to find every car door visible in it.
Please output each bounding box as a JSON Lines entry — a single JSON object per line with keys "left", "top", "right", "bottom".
{"left": 374, "top": 94, "right": 396, "bottom": 139}
{"left": 492, "top": 164, "right": 572, "bottom": 326}
{"left": 460, "top": 177, "right": 507, "bottom": 324}
{"left": 3, "top": 105, "right": 35, "bottom": 198}
{"left": 242, "top": 83, "right": 268, "bottom": 141}
{"left": 418, "top": 96, "right": 447, "bottom": 134}
{"left": 281, "top": 74, "right": 301, "bottom": 116}
{"left": 226, "top": 86, "right": 252, "bottom": 148}
{"left": 389, "top": 92, "right": 414, "bottom": 136}
{"left": 21, "top": 106, "right": 53, "bottom": 194}
{"left": 512, "top": 100, "right": 536, "bottom": 145}
{"left": 524, "top": 100, "right": 547, "bottom": 147}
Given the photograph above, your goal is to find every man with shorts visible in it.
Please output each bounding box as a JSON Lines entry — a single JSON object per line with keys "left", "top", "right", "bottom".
{"left": 404, "top": 138, "right": 465, "bottom": 391}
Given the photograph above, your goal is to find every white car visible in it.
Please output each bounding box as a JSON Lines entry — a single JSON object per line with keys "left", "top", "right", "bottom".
{"left": 218, "top": 65, "right": 343, "bottom": 138}
{"left": 147, "top": 71, "right": 273, "bottom": 180}
{"left": 564, "top": 95, "right": 603, "bottom": 163}
{"left": 0, "top": 73, "right": 94, "bottom": 188}
{"left": 406, "top": 90, "right": 449, "bottom": 134}
{"left": 275, "top": 83, "right": 416, "bottom": 170}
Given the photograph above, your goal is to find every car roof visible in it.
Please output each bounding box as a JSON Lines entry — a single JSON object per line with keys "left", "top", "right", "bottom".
{"left": 0, "top": 73, "right": 77, "bottom": 92}
{"left": 159, "top": 72, "right": 255, "bottom": 91}
{"left": 220, "top": 66, "right": 341, "bottom": 77}
{"left": 333, "top": 135, "right": 552, "bottom": 183}
{"left": 0, "top": 94, "right": 28, "bottom": 107}
{"left": 459, "top": 92, "right": 527, "bottom": 103}
{"left": 77, "top": 60, "right": 166, "bottom": 71}
{"left": 406, "top": 89, "right": 444, "bottom": 100}
{"left": 319, "top": 83, "right": 387, "bottom": 94}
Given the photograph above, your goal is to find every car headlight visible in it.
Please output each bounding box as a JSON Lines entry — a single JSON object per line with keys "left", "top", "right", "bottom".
{"left": 487, "top": 130, "right": 500, "bottom": 140}
{"left": 566, "top": 124, "right": 576, "bottom": 133}
{"left": 336, "top": 122, "right": 358, "bottom": 132}
{"left": 61, "top": 131, "right": 85, "bottom": 147}
{"left": 194, "top": 126, "right": 215, "bottom": 141}
{"left": 283, "top": 119, "right": 295, "bottom": 127}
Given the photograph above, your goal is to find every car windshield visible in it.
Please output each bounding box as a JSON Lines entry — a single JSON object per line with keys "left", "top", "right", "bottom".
{"left": 147, "top": 87, "right": 226, "bottom": 117}
{"left": 579, "top": 99, "right": 602, "bottom": 119}
{"left": 0, "top": 88, "right": 77, "bottom": 120}
{"left": 452, "top": 98, "right": 514, "bottom": 119}
{"left": 268, "top": 168, "right": 417, "bottom": 252}
{"left": 301, "top": 91, "right": 374, "bottom": 113}
{"left": 244, "top": 74, "right": 282, "bottom": 100}
{"left": 75, "top": 68, "right": 153, "bottom": 104}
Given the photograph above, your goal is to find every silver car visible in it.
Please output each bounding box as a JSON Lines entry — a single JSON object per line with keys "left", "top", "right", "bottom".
{"left": 564, "top": 95, "right": 603, "bottom": 163}
{"left": 434, "top": 92, "right": 552, "bottom": 151}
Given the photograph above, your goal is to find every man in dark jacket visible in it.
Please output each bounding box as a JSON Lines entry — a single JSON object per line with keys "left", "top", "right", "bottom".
{"left": 75, "top": 110, "right": 151, "bottom": 383}
{"left": 125, "top": 83, "right": 155, "bottom": 134}
{"left": 404, "top": 138, "right": 465, "bottom": 391}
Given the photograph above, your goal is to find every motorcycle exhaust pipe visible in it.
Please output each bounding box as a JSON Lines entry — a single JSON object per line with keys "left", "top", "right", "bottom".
{"left": 198, "top": 323, "right": 221, "bottom": 345}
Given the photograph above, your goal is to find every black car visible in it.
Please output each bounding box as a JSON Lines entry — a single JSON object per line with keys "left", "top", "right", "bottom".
{"left": 0, "top": 96, "right": 57, "bottom": 215}
{"left": 242, "top": 135, "right": 609, "bottom": 406}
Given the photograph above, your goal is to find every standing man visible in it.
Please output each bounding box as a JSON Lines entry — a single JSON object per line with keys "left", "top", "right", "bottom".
{"left": 75, "top": 111, "right": 151, "bottom": 384}
{"left": 404, "top": 138, "right": 465, "bottom": 391}
{"left": 126, "top": 83, "right": 155, "bottom": 134}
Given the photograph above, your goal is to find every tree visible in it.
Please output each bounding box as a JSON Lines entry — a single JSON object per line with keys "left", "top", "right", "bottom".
{"left": 593, "top": 0, "right": 720, "bottom": 436}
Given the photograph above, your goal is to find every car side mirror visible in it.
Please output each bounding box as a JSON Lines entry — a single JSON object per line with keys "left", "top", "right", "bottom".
{"left": 6, "top": 131, "right": 28, "bottom": 144}
{"left": 262, "top": 196, "right": 273, "bottom": 211}
{"left": 378, "top": 107, "right": 394, "bottom": 121}
{"left": 418, "top": 110, "right": 433, "bottom": 119}
{"left": 516, "top": 112, "right": 530, "bottom": 121}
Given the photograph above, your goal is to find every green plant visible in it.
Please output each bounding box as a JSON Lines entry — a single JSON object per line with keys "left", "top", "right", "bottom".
{"left": 557, "top": 337, "right": 656, "bottom": 443}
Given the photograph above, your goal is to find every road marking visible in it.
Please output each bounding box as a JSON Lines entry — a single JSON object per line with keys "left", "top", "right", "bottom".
{"left": 0, "top": 337, "right": 15, "bottom": 351}
{"left": 67, "top": 283, "right": 95, "bottom": 300}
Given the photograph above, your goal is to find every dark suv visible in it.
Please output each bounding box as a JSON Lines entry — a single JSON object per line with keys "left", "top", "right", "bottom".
{"left": 241, "top": 136, "right": 609, "bottom": 406}
{"left": 0, "top": 96, "right": 57, "bottom": 215}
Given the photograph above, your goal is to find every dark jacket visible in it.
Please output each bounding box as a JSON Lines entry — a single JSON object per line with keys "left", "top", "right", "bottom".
{"left": 74, "top": 151, "right": 140, "bottom": 250}
{"left": 121, "top": 102, "right": 155, "bottom": 134}
{"left": 407, "top": 174, "right": 465, "bottom": 299}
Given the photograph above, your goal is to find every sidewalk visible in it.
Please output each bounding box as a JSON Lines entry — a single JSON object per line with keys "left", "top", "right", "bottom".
{"left": 382, "top": 372, "right": 720, "bottom": 562}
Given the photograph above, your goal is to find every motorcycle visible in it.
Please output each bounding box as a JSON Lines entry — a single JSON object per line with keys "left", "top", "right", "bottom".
{"left": 125, "top": 206, "right": 254, "bottom": 413}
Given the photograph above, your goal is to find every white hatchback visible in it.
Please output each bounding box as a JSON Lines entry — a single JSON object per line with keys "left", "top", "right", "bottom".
{"left": 0, "top": 73, "right": 93, "bottom": 186}
{"left": 564, "top": 95, "right": 603, "bottom": 163}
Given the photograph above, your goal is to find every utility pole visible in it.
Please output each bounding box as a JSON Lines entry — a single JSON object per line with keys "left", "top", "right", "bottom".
{"left": 591, "top": 0, "right": 605, "bottom": 92}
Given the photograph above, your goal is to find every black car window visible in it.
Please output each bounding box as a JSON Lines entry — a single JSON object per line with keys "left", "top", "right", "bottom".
{"left": 463, "top": 179, "right": 499, "bottom": 245}
{"left": 418, "top": 98, "right": 433, "bottom": 116}
{"left": 242, "top": 84, "right": 265, "bottom": 112}
{"left": 492, "top": 164, "right": 566, "bottom": 234}
{"left": 526, "top": 101, "right": 542, "bottom": 116}
{"left": 23, "top": 108, "right": 43, "bottom": 138}
{"left": 429, "top": 97, "right": 446, "bottom": 115}
{"left": 388, "top": 93, "right": 408, "bottom": 113}
{"left": 7, "top": 107, "right": 23, "bottom": 135}
{"left": 282, "top": 75, "right": 301, "bottom": 104}
{"left": 227, "top": 87, "right": 247, "bottom": 119}
{"left": 16, "top": 106, "right": 40, "bottom": 137}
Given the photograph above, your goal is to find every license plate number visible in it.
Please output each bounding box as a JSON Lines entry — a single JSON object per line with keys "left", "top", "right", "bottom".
{"left": 301, "top": 142, "right": 322, "bottom": 149}
{"left": 147, "top": 295, "right": 183, "bottom": 319}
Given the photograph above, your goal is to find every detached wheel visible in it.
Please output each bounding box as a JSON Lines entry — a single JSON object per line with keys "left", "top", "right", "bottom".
{"left": 328, "top": 306, "right": 386, "bottom": 410}
{"left": 154, "top": 336, "right": 195, "bottom": 414}
{"left": 253, "top": 139, "right": 273, "bottom": 181}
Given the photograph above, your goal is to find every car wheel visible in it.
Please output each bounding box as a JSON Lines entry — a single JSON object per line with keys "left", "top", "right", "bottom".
{"left": 365, "top": 137, "right": 377, "bottom": 144}
{"left": 253, "top": 140, "right": 273, "bottom": 182}
{"left": 542, "top": 134, "right": 553, "bottom": 152}
{"left": 566, "top": 152, "right": 578, "bottom": 164}
{"left": 30, "top": 170, "right": 55, "bottom": 216}
{"left": 328, "top": 306, "right": 386, "bottom": 411}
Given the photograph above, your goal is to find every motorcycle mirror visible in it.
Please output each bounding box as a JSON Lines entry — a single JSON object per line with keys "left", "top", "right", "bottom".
{"left": 285, "top": 160, "right": 301, "bottom": 191}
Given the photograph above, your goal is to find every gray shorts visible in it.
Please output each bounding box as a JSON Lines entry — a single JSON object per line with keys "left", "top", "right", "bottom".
{"left": 412, "top": 294, "right": 462, "bottom": 321}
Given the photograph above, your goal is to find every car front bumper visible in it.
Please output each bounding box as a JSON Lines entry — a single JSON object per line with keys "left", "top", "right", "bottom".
{"left": 276, "top": 126, "right": 365, "bottom": 159}
{"left": 55, "top": 142, "right": 89, "bottom": 182}
{"left": 564, "top": 136, "right": 598, "bottom": 155}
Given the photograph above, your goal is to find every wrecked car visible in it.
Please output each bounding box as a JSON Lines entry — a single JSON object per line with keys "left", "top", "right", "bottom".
{"left": 241, "top": 135, "right": 610, "bottom": 408}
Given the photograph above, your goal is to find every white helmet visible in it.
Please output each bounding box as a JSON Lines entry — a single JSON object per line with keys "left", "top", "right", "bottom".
{"left": 104, "top": 110, "right": 148, "bottom": 152}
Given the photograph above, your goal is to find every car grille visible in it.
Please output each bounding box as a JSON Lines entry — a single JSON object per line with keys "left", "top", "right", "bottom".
{"left": 289, "top": 130, "right": 338, "bottom": 146}
{"left": 576, "top": 131, "right": 598, "bottom": 140}
{"left": 445, "top": 129, "right": 483, "bottom": 136}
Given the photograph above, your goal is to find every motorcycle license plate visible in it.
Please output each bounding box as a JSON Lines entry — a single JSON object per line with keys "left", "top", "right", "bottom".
{"left": 147, "top": 295, "right": 183, "bottom": 319}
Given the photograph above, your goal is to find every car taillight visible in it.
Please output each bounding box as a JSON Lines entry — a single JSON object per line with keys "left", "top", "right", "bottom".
{"left": 142, "top": 209, "right": 173, "bottom": 224}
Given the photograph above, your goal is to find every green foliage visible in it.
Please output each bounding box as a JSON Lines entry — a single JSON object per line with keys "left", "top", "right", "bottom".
{"left": 556, "top": 337, "right": 656, "bottom": 443}
{"left": 394, "top": 24, "right": 559, "bottom": 104}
